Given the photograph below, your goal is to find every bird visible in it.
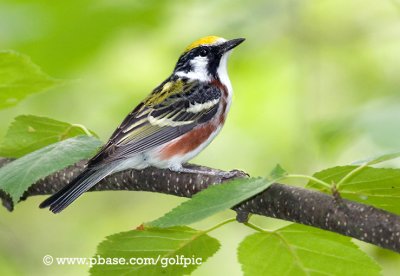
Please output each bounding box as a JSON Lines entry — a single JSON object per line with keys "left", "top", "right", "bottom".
{"left": 40, "top": 36, "right": 245, "bottom": 213}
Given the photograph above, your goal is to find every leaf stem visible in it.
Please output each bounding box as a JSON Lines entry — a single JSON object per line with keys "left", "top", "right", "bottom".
{"left": 336, "top": 162, "right": 368, "bottom": 189}
{"left": 243, "top": 222, "right": 270, "bottom": 233}
{"left": 71, "top": 124, "right": 93, "bottom": 137}
{"left": 204, "top": 218, "right": 236, "bottom": 233}
{"left": 285, "top": 174, "right": 331, "bottom": 189}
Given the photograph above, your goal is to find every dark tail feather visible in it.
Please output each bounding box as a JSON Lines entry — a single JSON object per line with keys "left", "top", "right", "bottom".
{"left": 39, "top": 167, "right": 110, "bottom": 213}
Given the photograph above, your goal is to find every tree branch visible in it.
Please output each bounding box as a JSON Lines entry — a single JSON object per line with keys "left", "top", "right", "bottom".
{"left": 1, "top": 158, "right": 399, "bottom": 253}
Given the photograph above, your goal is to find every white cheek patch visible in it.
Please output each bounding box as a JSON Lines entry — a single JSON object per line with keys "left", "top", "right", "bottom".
{"left": 191, "top": 56, "right": 208, "bottom": 69}
{"left": 176, "top": 56, "right": 211, "bottom": 82}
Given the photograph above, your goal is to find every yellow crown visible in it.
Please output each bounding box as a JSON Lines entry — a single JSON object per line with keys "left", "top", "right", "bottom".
{"left": 184, "top": 36, "right": 225, "bottom": 52}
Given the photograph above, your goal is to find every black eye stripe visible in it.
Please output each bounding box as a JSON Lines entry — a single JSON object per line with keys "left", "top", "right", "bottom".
{"left": 174, "top": 45, "right": 220, "bottom": 74}
{"left": 199, "top": 48, "right": 209, "bottom": 57}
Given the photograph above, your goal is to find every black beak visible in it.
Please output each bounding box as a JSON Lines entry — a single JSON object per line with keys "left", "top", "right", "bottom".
{"left": 219, "top": 38, "right": 245, "bottom": 54}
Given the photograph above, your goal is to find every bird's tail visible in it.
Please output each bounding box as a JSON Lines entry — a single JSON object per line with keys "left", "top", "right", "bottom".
{"left": 39, "top": 165, "right": 114, "bottom": 213}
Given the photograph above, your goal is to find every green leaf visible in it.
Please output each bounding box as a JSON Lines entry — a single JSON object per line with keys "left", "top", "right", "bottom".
{"left": 269, "top": 164, "right": 288, "bottom": 179}
{"left": 0, "top": 51, "right": 63, "bottom": 110}
{"left": 238, "top": 224, "right": 381, "bottom": 276}
{"left": 90, "top": 226, "right": 220, "bottom": 276}
{"left": 149, "top": 177, "right": 276, "bottom": 228}
{"left": 0, "top": 136, "right": 102, "bottom": 203}
{"left": 0, "top": 115, "right": 96, "bottom": 158}
{"left": 307, "top": 166, "right": 400, "bottom": 214}
{"left": 352, "top": 151, "right": 400, "bottom": 166}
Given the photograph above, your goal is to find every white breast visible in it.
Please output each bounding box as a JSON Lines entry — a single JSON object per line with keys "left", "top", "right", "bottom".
{"left": 217, "top": 51, "right": 234, "bottom": 114}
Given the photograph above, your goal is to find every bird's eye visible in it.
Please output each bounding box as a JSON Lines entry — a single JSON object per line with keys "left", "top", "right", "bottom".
{"left": 199, "top": 48, "right": 209, "bottom": 57}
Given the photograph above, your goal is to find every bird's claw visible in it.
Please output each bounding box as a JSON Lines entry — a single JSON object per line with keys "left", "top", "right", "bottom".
{"left": 221, "top": 169, "right": 248, "bottom": 181}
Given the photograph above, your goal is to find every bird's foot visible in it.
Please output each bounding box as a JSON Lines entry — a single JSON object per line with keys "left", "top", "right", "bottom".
{"left": 169, "top": 165, "right": 248, "bottom": 182}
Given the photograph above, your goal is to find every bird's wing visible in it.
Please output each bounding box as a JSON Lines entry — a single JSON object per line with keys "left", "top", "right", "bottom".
{"left": 88, "top": 78, "right": 221, "bottom": 166}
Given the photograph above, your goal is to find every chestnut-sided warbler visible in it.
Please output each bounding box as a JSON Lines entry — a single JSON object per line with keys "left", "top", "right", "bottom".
{"left": 40, "top": 36, "right": 245, "bottom": 213}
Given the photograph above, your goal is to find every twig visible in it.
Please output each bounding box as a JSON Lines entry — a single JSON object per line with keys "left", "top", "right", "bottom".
{"left": 0, "top": 158, "right": 399, "bottom": 253}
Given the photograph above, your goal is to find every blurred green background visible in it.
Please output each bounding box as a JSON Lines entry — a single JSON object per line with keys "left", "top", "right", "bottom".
{"left": 1, "top": 0, "right": 400, "bottom": 275}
